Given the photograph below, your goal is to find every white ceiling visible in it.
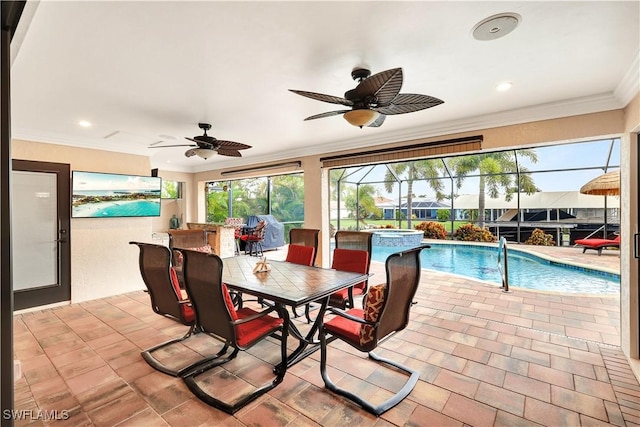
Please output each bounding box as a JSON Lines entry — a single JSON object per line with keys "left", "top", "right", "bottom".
{"left": 9, "top": 1, "right": 640, "bottom": 173}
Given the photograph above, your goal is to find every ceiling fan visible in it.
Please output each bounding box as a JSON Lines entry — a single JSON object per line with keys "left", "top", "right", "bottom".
{"left": 289, "top": 67, "right": 444, "bottom": 128}
{"left": 149, "top": 123, "right": 251, "bottom": 159}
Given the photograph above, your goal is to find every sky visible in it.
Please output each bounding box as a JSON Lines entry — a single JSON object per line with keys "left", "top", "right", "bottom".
{"left": 338, "top": 138, "right": 620, "bottom": 199}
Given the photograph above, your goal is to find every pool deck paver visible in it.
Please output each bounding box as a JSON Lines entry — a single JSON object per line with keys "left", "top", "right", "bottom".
{"left": 12, "top": 243, "right": 640, "bottom": 426}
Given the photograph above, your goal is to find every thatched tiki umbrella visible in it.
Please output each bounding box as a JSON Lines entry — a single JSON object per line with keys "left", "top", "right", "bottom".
{"left": 579, "top": 169, "right": 620, "bottom": 196}
{"left": 579, "top": 169, "right": 620, "bottom": 238}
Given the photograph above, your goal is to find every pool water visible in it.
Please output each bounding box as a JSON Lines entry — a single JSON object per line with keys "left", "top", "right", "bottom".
{"left": 371, "top": 244, "right": 620, "bottom": 294}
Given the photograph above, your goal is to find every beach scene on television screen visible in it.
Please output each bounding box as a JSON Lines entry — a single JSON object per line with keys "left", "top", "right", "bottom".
{"left": 72, "top": 172, "right": 161, "bottom": 218}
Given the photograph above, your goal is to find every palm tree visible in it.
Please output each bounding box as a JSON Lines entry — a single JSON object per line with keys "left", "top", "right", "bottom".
{"left": 447, "top": 150, "right": 539, "bottom": 226}
{"left": 344, "top": 184, "right": 379, "bottom": 228}
{"left": 383, "top": 160, "right": 447, "bottom": 228}
{"left": 271, "top": 174, "right": 304, "bottom": 222}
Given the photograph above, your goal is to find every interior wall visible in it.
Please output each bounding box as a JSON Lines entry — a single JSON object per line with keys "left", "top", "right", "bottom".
{"left": 621, "top": 92, "right": 640, "bottom": 378}
{"left": 152, "top": 169, "right": 194, "bottom": 232}
{"left": 12, "top": 139, "right": 151, "bottom": 302}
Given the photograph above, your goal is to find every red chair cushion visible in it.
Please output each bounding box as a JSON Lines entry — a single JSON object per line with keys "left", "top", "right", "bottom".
{"left": 221, "top": 284, "right": 282, "bottom": 346}
{"left": 170, "top": 267, "right": 194, "bottom": 323}
{"left": 235, "top": 308, "right": 283, "bottom": 347}
{"left": 332, "top": 249, "right": 368, "bottom": 289}
{"left": 575, "top": 238, "right": 620, "bottom": 247}
{"left": 222, "top": 283, "right": 239, "bottom": 321}
{"left": 285, "top": 244, "right": 316, "bottom": 266}
{"left": 324, "top": 284, "right": 386, "bottom": 348}
{"left": 324, "top": 308, "right": 365, "bottom": 343}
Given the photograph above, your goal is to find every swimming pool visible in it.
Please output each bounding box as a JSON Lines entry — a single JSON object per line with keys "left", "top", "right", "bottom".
{"left": 370, "top": 243, "right": 620, "bottom": 294}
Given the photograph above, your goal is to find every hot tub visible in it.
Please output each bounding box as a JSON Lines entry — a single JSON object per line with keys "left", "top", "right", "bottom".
{"left": 364, "top": 229, "right": 424, "bottom": 247}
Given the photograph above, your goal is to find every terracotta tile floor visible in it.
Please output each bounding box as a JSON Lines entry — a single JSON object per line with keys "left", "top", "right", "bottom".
{"left": 12, "top": 244, "right": 640, "bottom": 426}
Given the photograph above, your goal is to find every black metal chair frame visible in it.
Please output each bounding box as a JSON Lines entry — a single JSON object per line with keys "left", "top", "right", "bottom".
{"left": 178, "top": 249, "right": 289, "bottom": 414}
{"left": 130, "top": 241, "right": 224, "bottom": 377}
{"left": 318, "top": 245, "right": 427, "bottom": 415}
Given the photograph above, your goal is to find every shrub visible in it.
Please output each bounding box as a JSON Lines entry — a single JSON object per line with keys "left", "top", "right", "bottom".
{"left": 524, "top": 228, "right": 555, "bottom": 246}
{"left": 436, "top": 209, "right": 450, "bottom": 222}
{"left": 453, "top": 223, "right": 496, "bottom": 242}
{"left": 414, "top": 221, "right": 447, "bottom": 239}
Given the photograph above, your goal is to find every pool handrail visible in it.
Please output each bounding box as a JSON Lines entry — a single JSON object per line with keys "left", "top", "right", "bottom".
{"left": 497, "top": 237, "right": 510, "bottom": 293}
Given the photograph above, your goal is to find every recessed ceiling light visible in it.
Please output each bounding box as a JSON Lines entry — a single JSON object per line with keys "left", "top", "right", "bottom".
{"left": 78, "top": 120, "right": 91, "bottom": 127}
{"left": 496, "top": 81, "right": 513, "bottom": 92}
{"left": 472, "top": 13, "right": 521, "bottom": 41}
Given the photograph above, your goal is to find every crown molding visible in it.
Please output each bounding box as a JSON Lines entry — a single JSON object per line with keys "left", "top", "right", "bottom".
{"left": 614, "top": 53, "right": 640, "bottom": 107}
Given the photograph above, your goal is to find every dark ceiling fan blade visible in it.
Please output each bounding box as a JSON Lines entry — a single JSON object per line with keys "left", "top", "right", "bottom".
{"left": 149, "top": 144, "right": 196, "bottom": 148}
{"left": 367, "top": 114, "right": 387, "bottom": 128}
{"left": 289, "top": 89, "right": 353, "bottom": 106}
{"left": 216, "top": 140, "right": 252, "bottom": 150}
{"left": 352, "top": 68, "right": 403, "bottom": 104}
{"left": 375, "top": 93, "right": 444, "bottom": 115}
{"left": 304, "top": 110, "right": 351, "bottom": 121}
{"left": 217, "top": 148, "right": 242, "bottom": 157}
{"left": 186, "top": 136, "right": 217, "bottom": 144}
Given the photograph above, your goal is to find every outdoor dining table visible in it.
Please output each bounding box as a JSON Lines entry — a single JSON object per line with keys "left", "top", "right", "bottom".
{"left": 221, "top": 255, "right": 369, "bottom": 367}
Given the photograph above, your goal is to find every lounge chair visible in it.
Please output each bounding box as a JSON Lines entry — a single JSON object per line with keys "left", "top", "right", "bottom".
{"left": 574, "top": 235, "right": 620, "bottom": 255}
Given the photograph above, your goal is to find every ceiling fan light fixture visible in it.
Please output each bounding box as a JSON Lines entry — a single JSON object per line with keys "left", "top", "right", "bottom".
{"left": 194, "top": 148, "right": 216, "bottom": 159}
{"left": 343, "top": 109, "right": 380, "bottom": 128}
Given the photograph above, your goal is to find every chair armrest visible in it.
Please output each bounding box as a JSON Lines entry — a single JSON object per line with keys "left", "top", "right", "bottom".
{"left": 325, "top": 307, "right": 375, "bottom": 326}
{"left": 232, "top": 305, "right": 280, "bottom": 325}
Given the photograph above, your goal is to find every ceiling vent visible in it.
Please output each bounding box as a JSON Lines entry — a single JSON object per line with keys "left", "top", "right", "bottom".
{"left": 472, "top": 13, "right": 521, "bottom": 41}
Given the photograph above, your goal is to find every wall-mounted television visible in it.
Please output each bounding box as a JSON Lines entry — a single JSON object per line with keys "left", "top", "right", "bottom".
{"left": 72, "top": 171, "right": 162, "bottom": 218}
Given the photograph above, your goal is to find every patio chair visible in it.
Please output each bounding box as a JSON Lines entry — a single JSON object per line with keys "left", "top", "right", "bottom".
{"left": 241, "top": 220, "right": 267, "bottom": 256}
{"left": 331, "top": 230, "right": 373, "bottom": 309}
{"left": 289, "top": 228, "right": 320, "bottom": 266}
{"left": 575, "top": 234, "right": 620, "bottom": 255}
{"left": 130, "top": 241, "right": 221, "bottom": 377}
{"left": 178, "top": 249, "right": 289, "bottom": 414}
{"left": 298, "top": 230, "right": 373, "bottom": 323}
{"left": 318, "top": 246, "right": 426, "bottom": 415}
{"left": 288, "top": 228, "right": 320, "bottom": 318}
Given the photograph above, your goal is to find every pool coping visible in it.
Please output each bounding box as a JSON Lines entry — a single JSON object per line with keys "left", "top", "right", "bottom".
{"left": 422, "top": 239, "right": 620, "bottom": 276}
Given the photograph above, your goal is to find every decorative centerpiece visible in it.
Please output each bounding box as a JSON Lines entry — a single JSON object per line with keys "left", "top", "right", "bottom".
{"left": 253, "top": 256, "right": 271, "bottom": 273}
